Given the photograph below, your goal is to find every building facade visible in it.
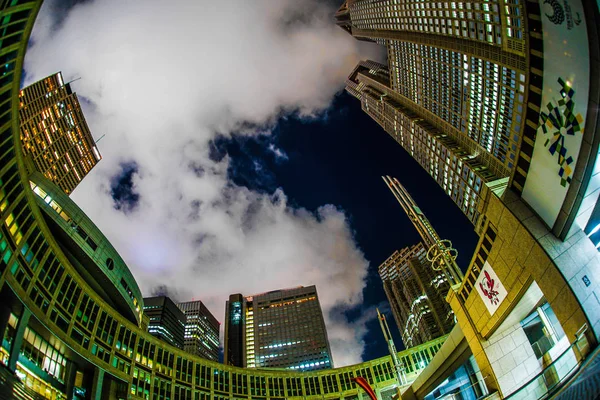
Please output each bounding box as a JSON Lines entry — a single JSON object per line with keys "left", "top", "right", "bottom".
{"left": 379, "top": 243, "right": 454, "bottom": 348}
{"left": 19, "top": 72, "right": 101, "bottom": 195}
{"left": 177, "top": 300, "right": 220, "bottom": 361}
{"left": 224, "top": 286, "right": 333, "bottom": 371}
{"left": 224, "top": 293, "right": 246, "bottom": 367}
{"left": 339, "top": 0, "right": 600, "bottom": 398}
{"left": 143, "top": 296, "right": 186, "bottom": 349}
{"left": 337, "top": 0, "right": 530, "bottom": 229}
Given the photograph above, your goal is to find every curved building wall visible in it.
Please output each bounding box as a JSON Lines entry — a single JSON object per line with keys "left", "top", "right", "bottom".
{"left": 29, "top": 171, "right": 143, "bottom": 325}
{"left": 0, "top": 2, "right": 446, "bottom": 399}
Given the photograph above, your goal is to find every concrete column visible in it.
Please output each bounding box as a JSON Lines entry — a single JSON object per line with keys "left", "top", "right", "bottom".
{"left": 8, "top": 307, "right": 31, "bottom": 372}
{"left": 64, "top": 361, "right": 78, "bottom": 400}
{"left": 91, "top": 368, "right": 104, "bottom": 400}
{"left": 0, "top": 302, "right": 11, "bottom": 349}
{"left": 446, "top": 290, "right": 501, "bottom": 396}
{"left": 469, "top": 356, "right": 488, "bottom": 398}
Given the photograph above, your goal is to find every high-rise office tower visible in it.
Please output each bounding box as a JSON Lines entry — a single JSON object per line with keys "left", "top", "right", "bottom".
{"left": 143, "top": 296, "right": 186, "bottom": 349}
{"left": 19, "top": 72, "right": 101, "bottom": 195}
{"left": 177, "top": 300, "right": 220, "bottom": 361}
{"left": 337, "top": 0, "right": 528, "bottom": 228}
{"left": 224, "top": 294, "right": 247, "bottom": 367}
{"left": 224, "top": 286, "right": 333, "bottom": 371}
{"left": 379, "top": 244, "right": 454, "bottom": 348}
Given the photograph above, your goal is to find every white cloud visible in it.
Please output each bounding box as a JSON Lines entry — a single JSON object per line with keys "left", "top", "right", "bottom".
{"left": 268, "top": 143, "right": 288, "bottom": 161}
{"left": 24, "top": 0, "right": 382, "bottom": 366}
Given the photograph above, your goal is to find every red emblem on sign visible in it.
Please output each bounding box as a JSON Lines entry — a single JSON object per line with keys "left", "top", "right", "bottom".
{"left": 479, "top": 271, "right": 500, "bottom": 305}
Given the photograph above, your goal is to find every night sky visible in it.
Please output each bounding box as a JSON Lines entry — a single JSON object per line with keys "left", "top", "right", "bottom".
{"left": 214, "top": 91, "right": 478, "bottom": 360}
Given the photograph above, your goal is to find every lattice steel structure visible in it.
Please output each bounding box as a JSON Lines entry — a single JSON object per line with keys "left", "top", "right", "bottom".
{"left": 383, "top": 175, "right": 463, "bottom": 286}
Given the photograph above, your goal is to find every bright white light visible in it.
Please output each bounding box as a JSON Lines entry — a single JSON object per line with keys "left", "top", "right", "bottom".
{"left": 587, "top": 223, "right": 600, "bottom": 237}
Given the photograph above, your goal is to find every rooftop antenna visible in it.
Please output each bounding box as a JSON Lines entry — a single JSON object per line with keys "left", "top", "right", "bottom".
{"left": 65, "top": 77, "right": 82, "bottom": 86}
{"left": 94, "top": 134, "right": 106, "bottom": 144}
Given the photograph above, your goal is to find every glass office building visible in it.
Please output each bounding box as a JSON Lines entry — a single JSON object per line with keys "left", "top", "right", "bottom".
{"left": 224, "top": 286, "right": 333, "bottom": 371}
{"left": 143, "top": 296, "right": 185, "bottom": 350}
{"left": 177, "top": 300, "right": 220, "bottom": 362}
{"left": 336, "top": 0, "right": 530, "bottom": 229}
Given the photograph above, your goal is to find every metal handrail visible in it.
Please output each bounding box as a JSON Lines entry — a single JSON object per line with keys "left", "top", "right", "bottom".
{"left": 505, "top": 327, "right": 588, "bottom": 399}
{"left": 438, "top": 375, "right": 490, "bottom": 399}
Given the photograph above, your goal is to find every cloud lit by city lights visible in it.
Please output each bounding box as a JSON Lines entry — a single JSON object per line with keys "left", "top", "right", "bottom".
{"left": 24, "top": 0, "right": 382, "bottom": 365}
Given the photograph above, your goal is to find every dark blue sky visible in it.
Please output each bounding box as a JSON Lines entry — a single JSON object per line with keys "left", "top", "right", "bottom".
{"left": 214, "top": 91, "right": 478, "bottom": 361}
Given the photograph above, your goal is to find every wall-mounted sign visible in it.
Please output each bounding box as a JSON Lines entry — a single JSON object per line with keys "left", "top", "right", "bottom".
{"left": 475, "top": 261, "right": 508, "bottom": 316}
{"left": 521, "top": 0, "right": 589, "bottom": 227}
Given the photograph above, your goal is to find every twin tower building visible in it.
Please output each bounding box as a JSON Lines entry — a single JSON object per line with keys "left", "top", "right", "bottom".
{"left": 336, "top": 0, "right": 537, "bottom": 350}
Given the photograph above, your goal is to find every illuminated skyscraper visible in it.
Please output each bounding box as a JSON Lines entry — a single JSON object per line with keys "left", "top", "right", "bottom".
{"left": 224, "top": 286, "right": 333, "bottom": 371}
{"left": 337, "top": 0, "right": 529, "bottom": 228}
{"left": 224, "top": 293, "right": 247, "bottom": 367}
{"left": 379, "top": 176, "right": 460, "bottom": 347}
{"left": 19, "top": 72, "right": 101, "bottom": 195}
{"left": 177, "top": 300, "right": 220, "bottom": 361}
{"left": 143, "top": 296, "right": 185, "bottom": 349}
{"left": 379, "top": 244, "right": 454, "bottom": 348}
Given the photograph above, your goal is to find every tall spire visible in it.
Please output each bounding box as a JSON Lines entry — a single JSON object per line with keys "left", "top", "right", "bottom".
{"left": 382, "top": 175, "right": 464, "bottom": 286}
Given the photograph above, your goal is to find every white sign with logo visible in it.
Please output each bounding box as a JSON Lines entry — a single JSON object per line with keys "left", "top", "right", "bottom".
{"left": 521, "top": 0, "right": 589, "bottom": 227}
{"left": 475, "top": 261, "right": 508, "bottom": 316}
